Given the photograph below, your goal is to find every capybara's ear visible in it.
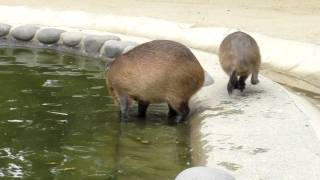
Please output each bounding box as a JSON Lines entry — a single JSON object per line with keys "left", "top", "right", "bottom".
{"left": 203, "top": 70, "right": 214, "bottom": 86}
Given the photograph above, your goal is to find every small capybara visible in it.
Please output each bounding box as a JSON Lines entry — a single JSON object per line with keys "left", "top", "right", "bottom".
{"left": 219, "top": 31, "right": 261, "bottom": 94}
{"left": 106, "top": 40, "right": 205, "bottom": 123}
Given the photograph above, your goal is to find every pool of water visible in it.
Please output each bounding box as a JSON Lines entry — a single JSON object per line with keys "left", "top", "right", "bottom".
{"left": 0, "top": 48, "right": 190, "bottom": 180}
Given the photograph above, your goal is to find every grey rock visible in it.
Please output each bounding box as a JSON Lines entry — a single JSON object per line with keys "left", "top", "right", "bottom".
{"left": 36, "top": 28, "right": 65, "bottom": 44}
{"left": 175, "top": 167, "right": 235, "bottom": 180}
{"left": 204, "top": 70, "right": 215, "bottom": 86}
{"left": 122, "top": 45, "right": 136, "bottom": 54}
{"left": 83, "top": 35, "right": 120, "bottom": 54}
{"left": 12, "top": 25, "right": 39, "bottom": 41}
{"left": 0, "top": 23, "right": 11, "bottom": 37}
{"left": 62, "top": 32, "right": 83, "bottom": 47}
{"left": 102, "top": 40, "right": 138, "bottom": 58}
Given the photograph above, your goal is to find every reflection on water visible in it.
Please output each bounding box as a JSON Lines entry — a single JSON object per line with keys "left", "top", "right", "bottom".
{"left": 0, "top": 48, "right": 190, "bottom": 180}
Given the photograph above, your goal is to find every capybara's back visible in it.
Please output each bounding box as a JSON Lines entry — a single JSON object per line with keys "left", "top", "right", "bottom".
{"left": 107, "top": 40, "right": 204, "bottom": 122}
{"left": 219, "top": 31, "right": 261, "bottom": 94}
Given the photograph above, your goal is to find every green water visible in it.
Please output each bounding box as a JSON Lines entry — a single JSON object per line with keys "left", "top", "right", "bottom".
{"left": 0, "top": 48, "right": 190, "bottom": 180}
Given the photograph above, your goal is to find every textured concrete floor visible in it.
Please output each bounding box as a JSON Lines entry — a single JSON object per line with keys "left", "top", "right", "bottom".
{"left": 190, "top": 50, "right": 320, "bottom": 180}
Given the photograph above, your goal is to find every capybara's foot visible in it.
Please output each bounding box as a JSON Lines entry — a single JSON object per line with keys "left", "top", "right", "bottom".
{"left": 175, "top": 102, "right": 190, "bottom": 123}
{"left": 251, "top": 78, "right": 259, "bottom": 85}
{"left": 167, "top": 115, "right": 186, "bottom": 125}
{"left": 251, "top": 73, "right": 259, "bottom": 85}
{"left": 120, "top": 112, "right": 129, "bottom": 122}
{"left": 174, "top": 115, "right": 185, "bottom": 123}
{"left": 167, "top": 101, "right": 189, "bottom": 124}
{"left": 227, "top": 82, "right": 234, "bottom": 95}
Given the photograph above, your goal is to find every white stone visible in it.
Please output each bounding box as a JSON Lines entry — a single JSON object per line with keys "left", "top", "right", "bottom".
{"left": 62, "top": 32, "right": 83, "bottom": 47}
{"left": 175, "top": 167, "right": 235, "bottom": 180}
{"left": 36, "top": 28, "right": 64, "bottom": 44}
{"left": 12, "top": 25, "right": 39, "bottom": 41}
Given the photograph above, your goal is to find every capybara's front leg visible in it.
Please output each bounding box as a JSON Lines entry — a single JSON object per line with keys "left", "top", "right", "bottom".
{"left": 119, "top": 95, "right": 130, "bottom": 122}
{"left": 169, "top": 101, "right": 190, "bottom": 123}
{"left": 227, "top": 71, "right": 238, "bottom": 95}
{"left": 137, "top": 100, "right": 149, "bottom": 118}
{"left": 238, "top": 75, "right": 248, "bottom": 92}
{"left": 251, "top": 71, "right": 260, "bottom": 85}
{"left": 168, "top": 104, "right": 178, "bottom": 118}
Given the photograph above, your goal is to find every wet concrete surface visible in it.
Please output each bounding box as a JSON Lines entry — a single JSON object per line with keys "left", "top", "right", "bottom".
{"left": 189, "top": 50, "right": 320, "bottom": 180}
{"left": 1, "top": 0, "right": 320, "bottom": 44}
{"left": 285, "top": 86, "right": 320, "bottom": 111}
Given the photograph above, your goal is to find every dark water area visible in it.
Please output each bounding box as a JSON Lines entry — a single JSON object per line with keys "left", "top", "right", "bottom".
{"left": 0, "top": 48, "right": 190, "bottom": 180}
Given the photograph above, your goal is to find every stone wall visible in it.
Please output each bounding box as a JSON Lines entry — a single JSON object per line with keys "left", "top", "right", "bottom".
{"left": 0, "top": 23, "right": 138, "bottom": 61}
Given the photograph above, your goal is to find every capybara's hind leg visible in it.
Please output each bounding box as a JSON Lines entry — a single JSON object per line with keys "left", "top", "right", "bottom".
{"left": 168, "top": 104, "right": 178, "bottom": 118}
{"left": 176, "top": 102, "right": 190, "bottom": 123}
{"left": 138, "top": 100, "right": 149, "bottom": 118}
{"left": 119, "top": 94, "right": 130, "bottom": 122}
{"left": 238, "top": 75, "right": 248, "bottom": 92}
{"left": 227, "top": 71, "right": 238, "bottom": 95}
{"left": 169, "top": 101, "right": 190, "bottom": 123}
{"left": 251, "top": 71, "right": 260, "bottom": 85}
{"left": 233, "top": 80, "right": 239, "bottom": 90}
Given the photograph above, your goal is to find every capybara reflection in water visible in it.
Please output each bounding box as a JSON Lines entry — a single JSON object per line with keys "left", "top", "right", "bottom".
{"left": 106, "top": 40, "right": 205, "bottom": 123}
{"left": 219, "top": 31, "right": 261, "bottom": 94}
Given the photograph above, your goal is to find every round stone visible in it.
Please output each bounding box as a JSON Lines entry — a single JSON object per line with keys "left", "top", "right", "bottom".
{"left": 122, "top": 45, "right": 136, "bottom": 54}
{"left": 62, "top": 32, "right": 83, "bottom": 47}
{"left": 83, "top": 35, "right": 120, "bottom": 54}
{"left": 102, "top": 40, "right": 138, "bottom": 58}
{"left": 12, "top": 25, "right": 39, "bottom": 41}
{"left": 175, "top": 167, "right": 235, "bottom": 180}
{"left": 0, "top": 23, "right": 11, "bottom": 37}
{"left": 36, "top": 28, "right": 65, "bottom": 44}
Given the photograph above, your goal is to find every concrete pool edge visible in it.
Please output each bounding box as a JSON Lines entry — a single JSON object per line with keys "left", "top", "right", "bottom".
{"left": 187, "top": 49, "right": 320, "bottom": 179}
{"left": 0, "top": 5, "right": 319, "bottom": 94}
{"left": 1, "top": 23, "right": 320, "bottom": 179}
{"left": 0, "top": 23, "right": 138, "bottom": 62}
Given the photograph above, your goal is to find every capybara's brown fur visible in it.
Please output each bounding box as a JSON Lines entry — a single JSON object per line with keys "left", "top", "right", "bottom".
{"left": 106, "top": 40, "right": 204, "bottom": 122}
{"left": 219, "top": 31, "right": 261, "bottom": 94}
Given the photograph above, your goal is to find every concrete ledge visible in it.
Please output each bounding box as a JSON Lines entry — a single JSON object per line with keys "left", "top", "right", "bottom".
{"left": 0, "top": 23, "right": 137, "bottom": 60}
{"left": 1, "top": 5, "right": 318, "bottom": 94}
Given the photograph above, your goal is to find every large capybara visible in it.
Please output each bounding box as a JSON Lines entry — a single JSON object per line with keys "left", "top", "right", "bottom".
{"left": 106, "top": 40, "right": 205, "bottom": 123}
{"left": 219, "top": 31, "right": 261, "bottom": 94}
